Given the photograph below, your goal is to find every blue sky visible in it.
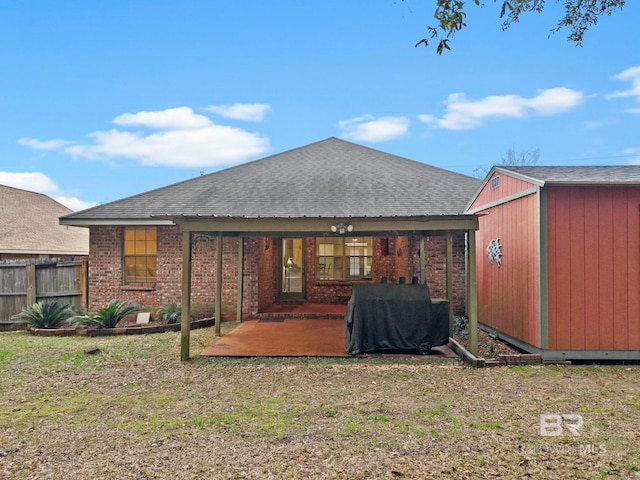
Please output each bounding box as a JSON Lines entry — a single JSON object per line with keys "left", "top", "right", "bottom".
{"left": 1, "top": 1, "right": 638, "bottom": 211}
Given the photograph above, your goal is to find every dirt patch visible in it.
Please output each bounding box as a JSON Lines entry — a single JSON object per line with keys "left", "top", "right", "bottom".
{"left": 1, "top": 326, "right": 638, "bottom": 479}
{"left": 453, "top": 328, "right": 524, "bottom": 360}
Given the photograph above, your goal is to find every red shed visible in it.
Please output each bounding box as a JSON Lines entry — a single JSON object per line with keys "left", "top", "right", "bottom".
{"left": 466, "top": 166, "right": 640, "bottom": 361}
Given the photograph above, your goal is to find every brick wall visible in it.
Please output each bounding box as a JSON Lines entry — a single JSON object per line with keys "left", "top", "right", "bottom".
{"left": 88, "top": 228, "right": 468, "bottom": 318}
{"left": 89, "top": 226, "right": 247, "bottom": 317}
{"left": 242, "top": 238, "right": 261, "bottom": 315}
{"left": 421, "top": 233, "right": 467, "bottom": 315}
{"left": 257, "top": 237, "right": 278, "bottom": 310}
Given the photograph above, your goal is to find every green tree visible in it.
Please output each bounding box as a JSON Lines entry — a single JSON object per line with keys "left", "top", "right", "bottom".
{"left": 472, "top": 147, "right": 540, "bottom": 178}
{"left": 408, "top": 0, "right": 626, "bottom": 54}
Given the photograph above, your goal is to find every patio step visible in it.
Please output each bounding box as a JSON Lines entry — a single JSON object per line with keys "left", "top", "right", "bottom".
{"left": 256, "top": 303, "right": 347, "bottom": 322}
{"left": 256, "top": 311, "right": 345, "bottom": 321}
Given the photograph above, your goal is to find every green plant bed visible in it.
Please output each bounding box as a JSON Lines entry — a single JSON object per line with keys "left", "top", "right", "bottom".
{"left": 30, "top": 317, "right": 216, "bottom": 337}
{"left": 29, "top": 326, "right": 79, "bottom": 337}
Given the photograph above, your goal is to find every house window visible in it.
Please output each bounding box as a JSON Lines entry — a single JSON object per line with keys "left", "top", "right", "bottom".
{"left": 491, "top": 176, "right": 500, "bottom": 190}
{"left": 123, "top": 227, "right": 157, "bottom": 284}
{"left": 316, "top": 237, "right": 372, "bottom": 281}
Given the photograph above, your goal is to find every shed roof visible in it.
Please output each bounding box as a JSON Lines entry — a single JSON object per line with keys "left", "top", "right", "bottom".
{"left": 1, "top": 185, "right": 89, "bottom": 256}
{"left": 497, "top": 165, "right": 640, "bottom": 185}
{"left": 61, "top": 137, "right": 481, "bottom": 225}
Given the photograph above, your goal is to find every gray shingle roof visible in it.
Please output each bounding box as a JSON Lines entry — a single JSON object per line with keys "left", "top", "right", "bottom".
{"left": 498, "top": 165, "right": 640, "bottom": 184}
{"left": 62, "top": 138, "right": 481, "bottom": 223}
{"left": 1, "top": 185, "right": 89, "bottom": 255}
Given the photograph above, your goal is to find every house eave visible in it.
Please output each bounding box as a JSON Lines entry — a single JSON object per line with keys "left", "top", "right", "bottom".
{"left": 0, "top": 249, "right": 89, "bottom": 256}
{"left": 542, "top": 181, "right": 640, "bottom": 186}
{"left": 59, "top": 218, "right": 175, "bottom": 227}
{"left": 170, "top": 214, "right": 479, "bottom": 234}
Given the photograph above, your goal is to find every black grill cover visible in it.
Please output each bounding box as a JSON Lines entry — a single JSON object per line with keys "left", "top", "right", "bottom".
{"left": 344, "top": 283, "right": 449, "bottom": 355}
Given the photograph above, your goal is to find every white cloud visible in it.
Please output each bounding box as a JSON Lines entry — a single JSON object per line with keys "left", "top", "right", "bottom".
{"left": 18, "top": 138, "right": 72, "bottom": 150}
{"left": 65, "top": 125, "right": 269, "bottom": 167}
{"left": 0, "top": 171, "right": 97, "bottom": 211}
{"left": 114, "top": 107, "right": 212, "bottom": 130}
{"left": 338, "top": 115, "right": 410, "bottom": 142}
{"left": 607, "top": 65, "right": 640, "bottom": 102}
{"left": 205, "top": 103, "right": 271, "bottom": 122}
{"left": 419, "top": 87, "right": 584, "bottom": 130}
{"left": 527, "top": 88, "right": 584, "bottom": 115}
{"left": 0, "top": 171, "right": 59, "bottom": 193}
{"left": 622, "top": 147, "right": 640, "bottom": 164}
{"left": 20, "top": 105, "right": 272, "bottom": 168}
{"left": 53, "top": 196, "right": 97, "bottom": 211}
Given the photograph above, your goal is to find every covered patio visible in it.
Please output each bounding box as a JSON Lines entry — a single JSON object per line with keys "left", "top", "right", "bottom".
{"left": 200, "top": 303, "right": 459, "bottom": 358}
{"left": 177, "top": 216, "right": 479, "bottom": 360}
{"left": 167, "top": 139, "right": 482, "bottom": 360}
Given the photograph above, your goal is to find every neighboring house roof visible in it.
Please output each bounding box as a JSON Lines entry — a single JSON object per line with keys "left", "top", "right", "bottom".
{"left": 61, "top": 138, "right": 481, "bottom": 225}
{"left": 0, "top": 185, "right": 89, "bottom": 256}
{"left": 495, "top": 165, "right": 640, "bottom": 185}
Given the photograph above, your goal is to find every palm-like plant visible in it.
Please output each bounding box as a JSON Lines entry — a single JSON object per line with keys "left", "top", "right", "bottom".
{"left": 76, "top": 300, "right": 142, "bottom": 328}
{"left": 156, "top": 302, "right": 181, "bottom": 324}
{"left": 11, "top": 300, "right": 76, "bottom": 329}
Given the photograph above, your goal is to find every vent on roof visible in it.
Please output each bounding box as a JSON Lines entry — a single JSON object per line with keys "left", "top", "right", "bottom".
{"left": 491, "top": 176, "right": 500, "bottom": 190}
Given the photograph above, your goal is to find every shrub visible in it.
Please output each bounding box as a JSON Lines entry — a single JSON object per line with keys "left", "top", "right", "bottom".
{"left": 453, "top": 315, "right": 469, "bottom": 335}
{"left": 76, "top": 300, "right": 142, "bottom": 328}
{"left": 156, "top": 302, "right": 181, "bottom": 324}
{"left": 11, "top": 301, "right": 76, "bottom": 329}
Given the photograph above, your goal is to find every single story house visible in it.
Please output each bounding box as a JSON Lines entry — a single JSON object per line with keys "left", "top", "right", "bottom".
{"left": 60, "top": 138, "right": 482, "bottom": 358}
{"left": 466, "top": 165, "right": 640, "bottom": 361}
{"left": 1, "top": 184, "right": 89, "bottom": 261}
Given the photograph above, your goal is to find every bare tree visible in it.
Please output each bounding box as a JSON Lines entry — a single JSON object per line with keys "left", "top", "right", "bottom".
{"left": 406, "top": 0, "right": 626, "bottom": 54}
{"left": 472, "top": 147, "right": 540, "bottom": 178}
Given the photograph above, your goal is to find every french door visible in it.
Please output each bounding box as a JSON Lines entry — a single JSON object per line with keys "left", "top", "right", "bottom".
{"left": 280, "top": 238, "right": 305, "bottom": 300}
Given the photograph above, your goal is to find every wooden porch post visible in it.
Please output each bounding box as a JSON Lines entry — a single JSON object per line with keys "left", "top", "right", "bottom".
{"left": 468, "top": 229, "right": 479, "bottom": 356}
{"left": 215, "top": 233, "right": 223, "bottom": 336}
{"left": 446, "top": 233, "right": 454, "bottom": 335}
{"left": 236, "top": 236, "right": 244, "bottom": 323}
{"left": 180, "top": 231, "right": 192, "bottom": 361}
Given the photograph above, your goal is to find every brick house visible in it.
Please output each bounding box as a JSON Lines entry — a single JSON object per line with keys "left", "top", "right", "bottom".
{"left": 61, "top": 138, "right": 481, "bottom": 356}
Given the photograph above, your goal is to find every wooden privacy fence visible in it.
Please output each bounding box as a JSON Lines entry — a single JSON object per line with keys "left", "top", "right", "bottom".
{"left": 0, "top": 258, "right": 87, "bottom": 321}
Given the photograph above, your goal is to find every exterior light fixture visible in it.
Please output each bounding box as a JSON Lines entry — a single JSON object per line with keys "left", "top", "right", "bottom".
{"left": 330, "top": 223, "right": 353, "bottom": 235}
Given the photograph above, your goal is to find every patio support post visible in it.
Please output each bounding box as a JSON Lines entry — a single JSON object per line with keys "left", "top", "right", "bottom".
{"left": 215, "top": 233, "right": 223, "bottom": 336}
{"left": 180, "top": 231, "right": 192, "bottom": 361}
{"left": 446, "top": 233, "right": 454, "bottom": 334}
{"left": 236, "top": 236, "right": 244, "bottom": 323}
{"left": 467, "top": 229, "right": 478, "bottom": 356}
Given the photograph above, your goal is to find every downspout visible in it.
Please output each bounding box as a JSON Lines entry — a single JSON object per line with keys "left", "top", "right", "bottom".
{"left": 468, "top": 228, "right": 479, "bottom": 356}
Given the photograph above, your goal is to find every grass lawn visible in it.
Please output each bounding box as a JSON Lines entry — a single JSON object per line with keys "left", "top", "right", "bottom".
{"left": 1, "top": 326, "right": 639, "bottom": 479}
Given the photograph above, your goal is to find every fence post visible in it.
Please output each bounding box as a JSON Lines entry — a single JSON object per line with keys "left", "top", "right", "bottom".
{"left": 79, "top": 258, "right": 88, "bottom": 310}
{"left": 25, "top": 264, "right": 37, "bottom": 305}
